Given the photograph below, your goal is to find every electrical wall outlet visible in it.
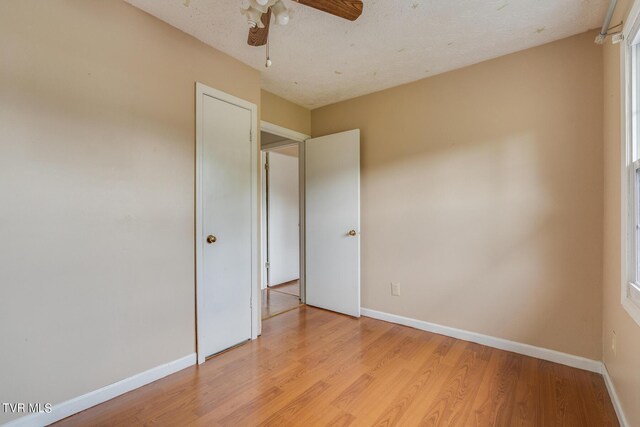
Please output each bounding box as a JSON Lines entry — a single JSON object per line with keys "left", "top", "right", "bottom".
{"left": 391, "top": 282, "right": 401, "bottom": 296}
{"left": 611, "top": 330, "right": 617, "bottom": 356}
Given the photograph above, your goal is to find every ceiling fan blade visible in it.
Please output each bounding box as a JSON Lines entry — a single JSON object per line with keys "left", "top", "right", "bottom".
{"left": 248, "top": 8, "right": 271, "bottom": 47}
{"left": 295, "top": 0, "right": 363, "bottom": 21}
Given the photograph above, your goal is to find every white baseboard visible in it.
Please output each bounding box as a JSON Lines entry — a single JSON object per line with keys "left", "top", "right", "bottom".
{"left": 4, "top": 353, "right": 197, "bottom": 427}
{"left": 361, "top": 308, "right": 602, "bottom": 373}
{"left": 602, "top": 363, "right": 630, "bottom": 427}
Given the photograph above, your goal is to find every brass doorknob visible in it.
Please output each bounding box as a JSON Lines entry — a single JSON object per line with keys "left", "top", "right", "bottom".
{"left": 348, "top": 230, "right": 357, "bottom": 237}
{"left": 206, "top": 235, "right": 217, "bottom": 244}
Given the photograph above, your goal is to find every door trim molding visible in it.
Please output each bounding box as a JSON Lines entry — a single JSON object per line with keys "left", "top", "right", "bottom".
{"left": 260, "top": 121, "right": 308, "bottom": 305}
{"left": 260, "top": 120, "right": 310, "bottom": 142}
{"left": 195, "top": 82, "right": 259, "bottom": 365}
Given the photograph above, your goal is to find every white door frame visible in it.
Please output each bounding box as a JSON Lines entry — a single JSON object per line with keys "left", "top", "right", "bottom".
{"left": 260, "top": 121, "right": 309, "bottom": 304}
{"left": 196, "top": 82, "right": 259, "bottom": 365}
{"left": 261, "top": 151, "right": 269, "bottom": 290}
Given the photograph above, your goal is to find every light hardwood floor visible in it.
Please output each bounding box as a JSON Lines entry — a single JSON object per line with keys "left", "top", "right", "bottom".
{"left": 55, "top": 306, "right": 618, "bottom": 426}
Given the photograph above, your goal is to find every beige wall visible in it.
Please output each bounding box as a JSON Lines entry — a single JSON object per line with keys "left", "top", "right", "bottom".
{"left": 0, "top": 0, "right": 260, "bottom": 423}
{"left": 603, "top": 0, "right": 640, "bottom": 425}
{"left": 261, "top": 90, "right": 311, "bottom": 136}
{"left": 312, "top": 31, "right": 604, "bottom": 360}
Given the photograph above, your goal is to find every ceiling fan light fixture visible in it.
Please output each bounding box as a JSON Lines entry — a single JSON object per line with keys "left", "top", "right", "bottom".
{"left": 272, "top": 0, "right": 289, "bottom": 25}
{"left": 241, "top": 6, "right": 264, "bottom": 28}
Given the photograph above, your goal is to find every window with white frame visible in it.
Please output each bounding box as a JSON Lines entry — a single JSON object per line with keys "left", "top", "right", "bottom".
{"left": 623, "top": 7, "right": 640, "bottom": 326}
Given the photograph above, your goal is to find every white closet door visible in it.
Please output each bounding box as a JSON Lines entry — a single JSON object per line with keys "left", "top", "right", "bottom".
{"left": 200, "top": 93, "right": 252, "bottom": 358}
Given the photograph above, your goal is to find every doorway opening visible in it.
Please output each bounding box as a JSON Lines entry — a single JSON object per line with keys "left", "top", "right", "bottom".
{"left": 261, "top": 126, "right": 305, "bottom": 319}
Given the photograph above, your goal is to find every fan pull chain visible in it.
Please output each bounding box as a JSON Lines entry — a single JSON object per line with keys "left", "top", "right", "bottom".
{"left": 265, "top": 30, "right": 272, "bottom": 68}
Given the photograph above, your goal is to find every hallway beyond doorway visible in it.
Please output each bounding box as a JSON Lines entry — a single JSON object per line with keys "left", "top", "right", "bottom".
{"left": 262, "top": 280, "right": 301, "bottom": 319}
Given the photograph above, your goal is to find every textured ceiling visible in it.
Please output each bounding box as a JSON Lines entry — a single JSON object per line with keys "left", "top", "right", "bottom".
{"left": 126, "top": 0, "right": 609, "bottom": 108}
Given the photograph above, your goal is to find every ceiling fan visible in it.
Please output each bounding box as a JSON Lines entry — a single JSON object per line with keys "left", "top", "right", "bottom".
{"left": 240, "top": 0, "right": 364, "bottom": 48}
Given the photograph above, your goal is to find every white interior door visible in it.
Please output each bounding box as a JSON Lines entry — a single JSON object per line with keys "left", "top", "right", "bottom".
{"left": 200, "top": 93, "right": 252, "bottom": 358}
{"left": 305, "top": 129, "right": 360, "bottom": 317}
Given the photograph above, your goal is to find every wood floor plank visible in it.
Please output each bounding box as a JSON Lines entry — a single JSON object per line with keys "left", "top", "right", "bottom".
{"left": 573, "top": 369, "right": 619, "bottom": 427}
{"left": 370, "top": 335, "right": 454, "bottom": 427}
{"left": 509, "top": 355, "right": 540, "bottom": 426}
{"left": 54, "top": 306, "right": 620, "bottom": 427}
{"left": 331, "top": 373, "right": 376, "bottom": 409}
{"left": 468, "top": 351, "right": 521, "bottom": 426}
{"left": 335, "top": 368, "right": 417, "bottom": 424}
{"left": 257, "top": 380, "right": 330, "bottom": 426}
{"left": 418, "top": 342, "right": 491, "bottom": 426}
{"left": 297, "top": 405, "right": 356, "bottom": 427}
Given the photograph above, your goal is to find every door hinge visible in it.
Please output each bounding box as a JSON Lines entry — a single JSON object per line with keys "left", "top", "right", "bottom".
{"left": 265, "top": 262, "right": 270, "bottom": 269}
{"left": 264, "top": 162, "right": 269, "bottom": 171}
